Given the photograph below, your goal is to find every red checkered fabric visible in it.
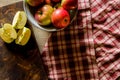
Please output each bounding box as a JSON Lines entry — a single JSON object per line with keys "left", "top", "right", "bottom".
{"left": 41, "top": 0, "right": 120, "bottom": 80}
{"left": 41, "top": 0, "right": 98, "bottom": 80}
{"left": 91, "top": 0, "right": 120, "bottom": 80}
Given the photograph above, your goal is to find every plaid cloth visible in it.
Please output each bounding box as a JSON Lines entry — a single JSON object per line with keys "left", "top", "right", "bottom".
{"left": 41, "top": 0, "right": 120, "bottom": 80}
{"left": 91, "top": 0, "right": 120, "bottom": 80}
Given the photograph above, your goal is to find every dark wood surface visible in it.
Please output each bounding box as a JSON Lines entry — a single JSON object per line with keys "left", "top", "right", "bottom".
{"left": 0, "top": 1, "right": 48, "bottom": 80}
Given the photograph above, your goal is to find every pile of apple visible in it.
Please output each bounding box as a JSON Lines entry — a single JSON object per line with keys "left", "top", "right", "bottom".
{"left": 26, "top": 0, "right": 77, "bottom": 29}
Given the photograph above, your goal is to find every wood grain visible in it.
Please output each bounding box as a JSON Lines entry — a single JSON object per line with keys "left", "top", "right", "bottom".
{"left": 0, "top": 1, "right": 48, "bottom": 80}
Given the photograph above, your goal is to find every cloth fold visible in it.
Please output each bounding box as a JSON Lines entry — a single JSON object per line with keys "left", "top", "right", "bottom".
{"left": 41, "top": 0, "right": 120, "bottom": 80}
{"left": 91, "top": 0, "right": 120, "bottom": 80}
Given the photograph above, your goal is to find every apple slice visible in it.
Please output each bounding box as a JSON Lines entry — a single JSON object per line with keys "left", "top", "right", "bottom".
{"left": 12, "top": 11, "right": 27, "bottom": 29}
{"left": 0, "top": 23, "right": 17, "bottom": 43}
{"left": 15, "top": 27, "right": 31, "bottom": 46}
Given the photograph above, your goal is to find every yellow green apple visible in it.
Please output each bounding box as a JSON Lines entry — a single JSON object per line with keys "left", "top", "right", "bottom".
{"left": 35, "top": 5, "right": 54, "bottom": 26}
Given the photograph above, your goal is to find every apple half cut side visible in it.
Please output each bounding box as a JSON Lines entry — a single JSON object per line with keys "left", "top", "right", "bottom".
{"left": 12, "top": 11, "right": 27, "bottom": 29}
{"left": 0, "top": 23, "right": 17, "bottom": 43}
{"left": 15, "top": 27, "right": 31, "bottom": 46}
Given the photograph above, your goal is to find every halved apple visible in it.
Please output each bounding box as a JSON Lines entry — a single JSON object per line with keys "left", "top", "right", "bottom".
{"left": 15, "top": 27, "right": 31, "bottom": 46}
{"left": 0, "top": 23, "right": 17, "bottom": 43}
{"left": 12, "top": 11, "right": 27, "bottom": 29}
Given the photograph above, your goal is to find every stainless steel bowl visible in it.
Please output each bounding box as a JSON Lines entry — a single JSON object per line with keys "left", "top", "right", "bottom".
{"left": 23, "top": 0, "right": 78, "bottom": 32}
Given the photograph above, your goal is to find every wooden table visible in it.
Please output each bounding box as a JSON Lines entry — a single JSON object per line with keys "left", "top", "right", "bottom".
{"left": 0, "top": 1, "right": 48, "bottom": 80}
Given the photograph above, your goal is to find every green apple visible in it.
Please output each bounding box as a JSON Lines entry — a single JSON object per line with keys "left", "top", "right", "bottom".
{"left": 12, "top": 11, "right": 27, "bottom": 29}
{"left": 25, "top": 0, "right": 44, "bottom": 7}
{"left": 15, "top": 27, "right": 31, "bottom": 46}
{"left": 35, "top": 5, "right": 54, "bottom": 26}
{"left": 0, "top": 23, "right": 17, "bottom": 43}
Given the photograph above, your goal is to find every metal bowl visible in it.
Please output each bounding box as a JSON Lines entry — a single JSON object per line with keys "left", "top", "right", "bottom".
{"left": 23, "top": 0, "right": 78, "bottom": 32}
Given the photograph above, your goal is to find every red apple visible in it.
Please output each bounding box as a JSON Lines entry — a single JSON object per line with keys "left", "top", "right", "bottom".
{"left": 26, "top": 0, "right": 44, "bottom": 7}
{"left": 35, "top": 5, "right": 54, "bottom": 26}
{"left": 61, "top": 0, "right": 77, "bottom": 10}
{"left": 45, "top": 0, "right": 52, "bottom": 5}
{"left": 51, "top": 8, "right": 70, "bottom": 28}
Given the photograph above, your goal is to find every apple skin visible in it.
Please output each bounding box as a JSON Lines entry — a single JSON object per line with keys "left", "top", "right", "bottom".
{"left": 26, "top": 0, "right": 44, "bottom": 7}
{"left": 35, "top": 5, "right": 54, "bottom": 26}
{"left": 45, "top": 0, "right": 52, "bottom": 5}
{"left": 61, "top": 0, "right": 77, "bottom": 10}
{"left": 51, "top": 8, "right": 70, "bottom": 28}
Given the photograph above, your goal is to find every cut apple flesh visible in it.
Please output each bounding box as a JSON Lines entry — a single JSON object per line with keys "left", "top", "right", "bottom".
{"left": 0, "top": 11, "right": 31, "bottom": 45}
{"left": 0, "top": 23, "right": 17, "bottom": 43}
{"left": 15, "top": 27, "right": 31, "bottom": 46}
{"left": 12, "top": 11, "right": 27, "bottom": 29}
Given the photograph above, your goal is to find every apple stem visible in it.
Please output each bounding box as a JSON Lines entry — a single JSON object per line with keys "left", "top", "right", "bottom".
{"left": 38, "top": 11, "right": 43, "bottom": 15}
{"left": 64, "top": 19, "right": 68, "bottom": 22}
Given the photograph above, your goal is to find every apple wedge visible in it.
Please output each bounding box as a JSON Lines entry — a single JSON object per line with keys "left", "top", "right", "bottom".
{"left": 0, "top": 23, "right": 17, "bottom": 43}
{"left": 15, "top": 27, "right": 31, "bottom": 46}
{"left": 12, "top": 11, "right": 27, "bottom": 29}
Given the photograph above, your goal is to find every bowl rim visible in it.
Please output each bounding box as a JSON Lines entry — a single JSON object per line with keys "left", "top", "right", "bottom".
{"left": 23, "top": 0, "right": 78, "bottom": 32}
